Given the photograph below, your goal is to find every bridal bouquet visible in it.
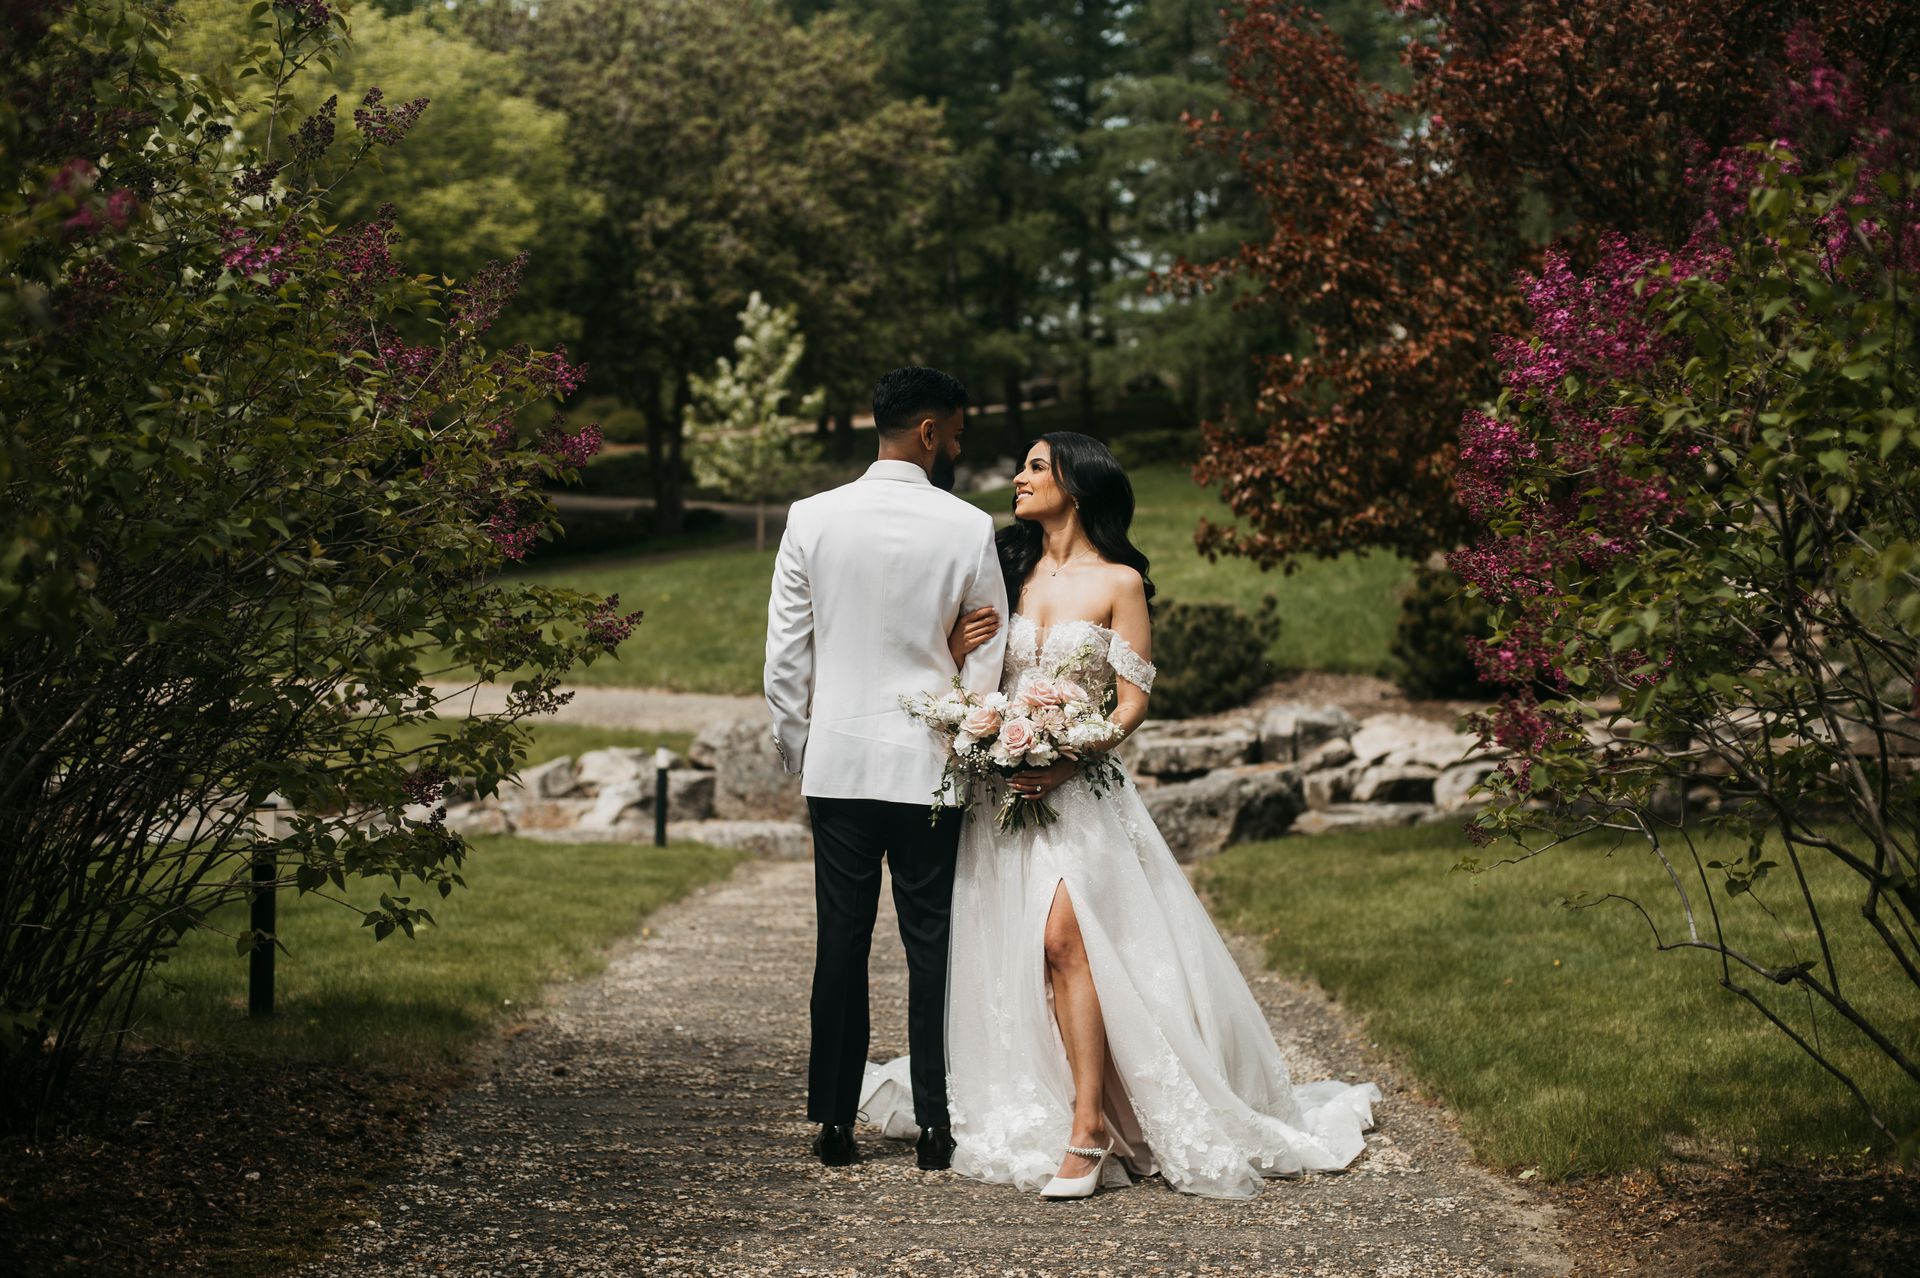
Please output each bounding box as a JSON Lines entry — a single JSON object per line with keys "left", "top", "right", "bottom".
{"left": 902, "top": 659, "right": 1126, "bottom": 832}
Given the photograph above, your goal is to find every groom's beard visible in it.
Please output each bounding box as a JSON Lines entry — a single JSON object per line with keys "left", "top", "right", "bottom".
{"left": 930, "top": 451, "right": 957, "bottom": 492}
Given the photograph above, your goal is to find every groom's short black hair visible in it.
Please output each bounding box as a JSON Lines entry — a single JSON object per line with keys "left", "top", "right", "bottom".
{"left": 873, "top": 366, "right": 969, "bottom": 436}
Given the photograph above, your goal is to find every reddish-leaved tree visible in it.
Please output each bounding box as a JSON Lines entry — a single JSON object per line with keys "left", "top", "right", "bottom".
{"left": 1182, "top": 0, "right": 1920, "bottom": 568}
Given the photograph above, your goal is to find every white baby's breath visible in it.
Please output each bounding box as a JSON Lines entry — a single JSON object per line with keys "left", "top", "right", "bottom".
{"left": 902, "top": 663, "right": 1128, "bottom": 831}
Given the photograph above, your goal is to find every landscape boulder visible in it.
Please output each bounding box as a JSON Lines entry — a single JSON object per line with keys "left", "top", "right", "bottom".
{"left": 1350, "top": 763, "right": 1440, "bottom": 804}
{"left": 496, "top": 793, "right": 596, "bottom": 831}
{"left": 667, "top": 819, "right": 812, "bottom": 860}
{"left": 1302, "top": 760, "right": 1365, "bottom": 810}
{"left": 692, "top": 719, "right": 805, "bottom": 821}
{"left": 1349, "top": 712, "right": 1477, "bottom": 770}
{"left": 1257, "top": 703, "right": 1358, "bottom": 763}
{"left": 1290, "top": 802, "right": 1438, "bottom": 835}
{"left": 664, "top": 769, "right": 717, "bottom": 822}
{"left": 581, "top": 778, "right": 649, "bottom": 830}
{"left": 1121, "top": 722, "right": 1257, "bottom": 777}
{"left": 578, "top": 770, "right": 717, "bottom": 828}
{"left": 575, "top": 747, "right": 651, "bottom": 792}
{"left": 442, "top": 798, "right": 513, "bottom": 837}
{"left": 1434, "top": 759, "right": 1504, "bottom": 811}
{"left": 516, "top": 756, "right": 579, "bottom": 799}
{"left": 1138, "top": 763, "right": 1304, "bottom": 862}
{"left": 1299, "top": 738, "right": 1355, "bottom": 772}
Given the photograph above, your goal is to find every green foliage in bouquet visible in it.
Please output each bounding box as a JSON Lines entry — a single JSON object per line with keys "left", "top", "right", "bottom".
{"left": 1147, "top": 597, "right": 1282, "bottom": 719}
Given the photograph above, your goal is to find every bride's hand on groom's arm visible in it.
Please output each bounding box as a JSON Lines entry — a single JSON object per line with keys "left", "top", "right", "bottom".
{"left": 949, "top": 605, "right": 1000, "bottom": 667}
{"left": 1009, "top": 758, "right": 1079, "bottom": 799}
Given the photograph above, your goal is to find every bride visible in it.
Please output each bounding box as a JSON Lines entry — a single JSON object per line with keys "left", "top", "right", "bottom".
{"left": 862, "top": 431, "right": 1380, "bottom": 1201}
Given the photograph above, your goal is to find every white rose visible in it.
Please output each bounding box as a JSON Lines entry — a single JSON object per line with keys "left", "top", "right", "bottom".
{"left": 1068, "top": 720, "right": 1113, "bottom": 750}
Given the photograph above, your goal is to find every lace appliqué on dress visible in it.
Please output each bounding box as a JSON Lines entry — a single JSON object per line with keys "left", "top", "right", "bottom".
{"left": 1105, "top": 632, "right": 1155, "bottom": 693}
{"left": 1005, "top": 614, "right": 1154, "bottom": 695}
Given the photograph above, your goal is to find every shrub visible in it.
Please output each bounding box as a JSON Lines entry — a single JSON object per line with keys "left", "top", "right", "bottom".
{"left": 1388, "top": 565, "right": 1496, "bottom": 700}
{"left": 600, "top": 406, "right": 650, "bottom": 445}
{"left": 537, "top": 505, "right": 729, "bottom": 562}
{"left": 531, "top": 395, "right": 644, "bottom": 446}
{"left": 1110, "top": 427, "right": 1201, "bottom": 471}
{"left": 0, "top": 1, "right": 633, "bottom": 1117}
{"left": 1454, "top": 35, "right": 1920, "bottom": 1149}
{"left": 1146, "top": 598, "right": 1282, "bottom": 719}
{"left": 572, "top": 449, "right": 658, "bottom": 499}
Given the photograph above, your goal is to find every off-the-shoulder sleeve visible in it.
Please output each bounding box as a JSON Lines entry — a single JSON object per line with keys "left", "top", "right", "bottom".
{"left": 1107, "top": 632, "right": 1156, "bottom": 692}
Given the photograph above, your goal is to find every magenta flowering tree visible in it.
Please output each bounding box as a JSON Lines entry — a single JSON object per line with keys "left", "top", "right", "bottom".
{"left": 1454, "top": 34, "right": 1919, "bottom": 1144}
{"left": 0, "top": 1, "right": 638, "bottom": 1116}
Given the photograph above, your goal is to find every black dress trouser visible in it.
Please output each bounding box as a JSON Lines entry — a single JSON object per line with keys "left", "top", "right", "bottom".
{"left": 805, "top": 796, "right": 963, "bottom": 1130}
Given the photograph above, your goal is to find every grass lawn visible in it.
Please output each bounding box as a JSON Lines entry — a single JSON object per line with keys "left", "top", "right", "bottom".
{"left": 384, "top": 717, "right": 694, "bottom": 765}
{"left": 3, "top": 838, "right": 745, "bottom": 1276}
{"left": 1123, "top": 464, "right": 1411, "bottom": 676}
{"left": 132, "top": 835, "right": 743, "bottom": 1064}
{"left": 504, "top": 462, "right": 1412, "bottom": 693}
{"left": 1199, "top": 821, "right": 1920, "bottom": 1177}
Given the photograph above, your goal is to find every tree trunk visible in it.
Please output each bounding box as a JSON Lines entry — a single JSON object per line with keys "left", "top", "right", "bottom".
{"left": 1003, "top": 371, "right": 1024, "bottom": 440}
{"left": 657, "top": 372, "right": 689, "bottom": 535}
{"left": 638, "top": 368, "right": 672, "bottom": 532}
{"left": 755, "top": 502, "right": 767, "bottom": 554}
{"left": 832, "top": 409, "right": 854, "bottom": 461}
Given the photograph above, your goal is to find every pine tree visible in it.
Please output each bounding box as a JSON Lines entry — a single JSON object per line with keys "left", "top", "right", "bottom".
{"left": 685, "top": 294, "right": 826, "bottom": 553}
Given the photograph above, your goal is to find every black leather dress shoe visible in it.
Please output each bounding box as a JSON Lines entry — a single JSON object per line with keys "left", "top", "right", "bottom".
{"left": 916, "top": 1125, "right": 956, "bottom": 1171}
{"left": 812, "top": 1123, "right": 858, "bottom": 1166}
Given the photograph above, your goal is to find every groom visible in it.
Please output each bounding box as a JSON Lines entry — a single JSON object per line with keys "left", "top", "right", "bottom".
{"left": 764, "top": 366, "right": 1009, "bottom": 1170}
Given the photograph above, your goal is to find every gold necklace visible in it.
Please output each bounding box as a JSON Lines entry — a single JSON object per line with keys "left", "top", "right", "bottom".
{"left": 1047, "top": 550, "right": 1098, "bottom": 577}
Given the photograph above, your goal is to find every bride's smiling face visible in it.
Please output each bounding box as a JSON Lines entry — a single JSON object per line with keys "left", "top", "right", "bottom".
{"left": 1012, "top": 442, "right": 1070, "bottom": 520}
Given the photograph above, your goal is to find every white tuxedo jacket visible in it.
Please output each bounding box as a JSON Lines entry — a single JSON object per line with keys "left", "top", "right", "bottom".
{"left": 764, "top": 459, "right": 1009, "bottom": 805}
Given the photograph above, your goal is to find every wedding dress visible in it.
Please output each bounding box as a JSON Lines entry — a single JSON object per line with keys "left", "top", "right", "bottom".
{"left": 860, "top": 614, "right": 1380, "bottom": 1199}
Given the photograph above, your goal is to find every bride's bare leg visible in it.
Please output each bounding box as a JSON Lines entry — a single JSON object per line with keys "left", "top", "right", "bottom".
{"left": 1044, "top": 882, "right": 1109, "bottom": 1178}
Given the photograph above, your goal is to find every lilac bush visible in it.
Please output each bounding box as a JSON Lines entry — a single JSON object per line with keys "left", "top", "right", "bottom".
{"left": 1454, "top": 31, "right": 1919, "bottom": 1145}
{"left": 0, "top": 1, "right": 636, "bottom": 1115}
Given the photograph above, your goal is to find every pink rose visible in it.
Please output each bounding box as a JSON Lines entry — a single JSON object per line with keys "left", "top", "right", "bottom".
{"left": 1054, "top": 678, "right": 1090, "bottom": 707}
{"left": 1020, "top": 677, "right": 1064, "bottom": 712}
{"left": 960, "top": 703, "right": 1002, "bottom": 740}
{"left": 997, "top": 717, "right": 1037, "bottom": 755}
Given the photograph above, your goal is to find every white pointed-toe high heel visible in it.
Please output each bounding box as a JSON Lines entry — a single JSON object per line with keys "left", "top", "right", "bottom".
{"left": 1039, "top": 1139, "right": 1115, "bottom": 1200}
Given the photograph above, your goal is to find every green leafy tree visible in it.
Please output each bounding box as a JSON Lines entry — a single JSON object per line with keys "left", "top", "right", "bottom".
{"left": 1101, "top": 0, "right": 1406, "bottom": 428}
{"left": 490, "top": 0, "right": 949, "bottom": 531}
{"left": 795, "top": 0, "right": 1409, "bottom": 441}
{"left": 171, "top": 0, "right": 600, "bottom": 350}
{"left": 0, "top": 0, "right": 633, "bottom": 1117}
{"left": 686, "top": 293, "right": 826, "bottom": 553}
{"left": 793, "top": 0, "right": 1076, "bottom": 435}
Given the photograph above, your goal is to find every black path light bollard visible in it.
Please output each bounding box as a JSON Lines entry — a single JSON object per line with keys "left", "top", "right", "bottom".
{"left": 653, "top": 747, "right": 671, "bottom": 847}
{"left": 248, "top": 794, "right": 286, "bottom": 1017}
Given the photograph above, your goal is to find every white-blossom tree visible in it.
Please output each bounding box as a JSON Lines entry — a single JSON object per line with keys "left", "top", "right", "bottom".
{"left": 685, "top": 292, "right": 826, "bottom": 551}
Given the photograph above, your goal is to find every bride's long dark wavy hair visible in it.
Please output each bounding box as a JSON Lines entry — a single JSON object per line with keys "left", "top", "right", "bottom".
{"left": 997, "top": 431, "right": 1156, "bottom": 607}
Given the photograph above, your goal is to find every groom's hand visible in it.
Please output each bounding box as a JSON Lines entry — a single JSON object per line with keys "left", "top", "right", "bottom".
{"left": 1009, "top": 759, "right": 1078, "bottom": 799}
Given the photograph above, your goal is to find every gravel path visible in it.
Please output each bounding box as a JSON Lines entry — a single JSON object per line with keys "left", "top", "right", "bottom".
{"left": 426, "top": 672, "right": 1474, "bottom": 739}
{"left": 298, "top": 860, "right": 1572, "bottom": 1277}
{"left": 427, "top": 681, "right": 762, "bottom": 735}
